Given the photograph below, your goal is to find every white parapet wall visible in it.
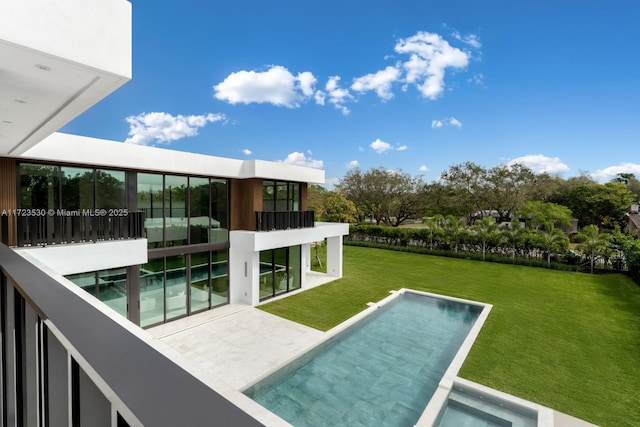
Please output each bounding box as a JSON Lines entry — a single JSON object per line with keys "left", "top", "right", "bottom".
{"left": 15, "top": 239, "right": 148, "bottom": 275}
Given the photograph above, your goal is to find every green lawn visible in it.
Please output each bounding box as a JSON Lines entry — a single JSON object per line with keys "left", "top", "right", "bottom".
{"left": 259, "top": 245, "right": 640, "bottom": 427}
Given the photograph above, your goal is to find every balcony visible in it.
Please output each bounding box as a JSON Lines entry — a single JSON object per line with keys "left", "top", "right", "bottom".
{"left": 1, "top": 211, "right": 145, "bottom": 247}
{"left": 0, "top": 242, "right": 262, "bottom": 426}
{"left": 255, "top": 210, "right": 315, "bottom": 232}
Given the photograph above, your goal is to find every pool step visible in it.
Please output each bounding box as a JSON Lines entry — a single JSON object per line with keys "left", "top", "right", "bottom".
{"left": 445, "top": 388, "right": 537, "bottom": 427}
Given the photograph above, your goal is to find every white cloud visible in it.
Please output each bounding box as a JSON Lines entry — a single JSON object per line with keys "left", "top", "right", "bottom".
{"left": 124, "top": 112, "right": 226, "bottom": 145}
{"left": 318, "top": 76, "right": 352, "bottom": 115}
{"left": 395, "top": 31, "right": 470, "bottom": 99}
{"left": 452, "top": 31, "right": 482, "bottom": 49}
{"left": 419, "top": 165, "right": 429, "bottom": 172}
{"left": 242, "top": 148, "right": 252, "bottom": 155}
{"left": 347, "top": 160, "right": 359, "bottom": 168}
{"left": 351, "top": 65, "right": 401, "bottom": 100}
{"left": 213, "top": 65, "right": 316, "bottom": 107}
{"left": 370, "top": 138, "right": 392, "bottom": 154}
{"left": 448, "top": 117, "right": 462, "bottom": 127}
{"left": 368, "top": 139, "right": 407, "bottom": 153}
{"left": 281, "top": 151, "right": 324, "bottom": 169}
{"left": 507, "top": 154, "right": 570, "bottom": 174}
{"left": 591, "top": 163, "right": 640, "bottom": 182}
{"left": 432, "top": 117, "right": 461, "bottom": 129}
{"left": 358, "top": 146, "right": 365, "bottom": 152}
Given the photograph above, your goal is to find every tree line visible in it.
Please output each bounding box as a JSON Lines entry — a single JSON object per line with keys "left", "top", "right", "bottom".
{"left": 308, "top": 163, "right": 640, "bottom": 280}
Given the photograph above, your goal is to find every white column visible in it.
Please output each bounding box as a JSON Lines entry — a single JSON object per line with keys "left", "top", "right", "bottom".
{"left": 325, "top": 235, "right": 343, "bottom": 278}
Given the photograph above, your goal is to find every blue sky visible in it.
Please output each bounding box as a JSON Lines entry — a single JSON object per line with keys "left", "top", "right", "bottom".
{"left": 61, "top": 0, "right": 640, "bottom": 187}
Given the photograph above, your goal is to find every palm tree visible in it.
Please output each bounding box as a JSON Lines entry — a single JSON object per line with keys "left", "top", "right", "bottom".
{"left": 536, "top": 222, "right": 569, "bottom": 268}
{"left": 472, "top": 216, "right": 499, "bottom": 260}
{"left": 444, "top": 215, "right": 464, "bottom": 252}
{"left": 422, "top": 214, "right": 444, "bottom": 249}
{"left": 501, "top": 219, "right": 528, "bottom": 260}
{"left": 577, "top": 225, "right": 611, "bottom": 273}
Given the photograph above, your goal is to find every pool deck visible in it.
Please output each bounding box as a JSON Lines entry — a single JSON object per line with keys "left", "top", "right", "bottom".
{"left": 148, "top": 290, "right": 599, "bottom": 427}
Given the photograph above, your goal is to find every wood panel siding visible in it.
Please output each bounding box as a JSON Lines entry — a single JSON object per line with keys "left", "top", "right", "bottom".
{"left": 229, "top": 178, "right": 262, "bottom": 231}
{"left": 0, "top": 158, "right": 17, "bottom": 246}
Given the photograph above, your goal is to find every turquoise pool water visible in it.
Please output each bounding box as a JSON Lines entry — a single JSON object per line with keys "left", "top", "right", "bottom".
{"left": 245, "top": 292, "right": 482, "bottom": 426}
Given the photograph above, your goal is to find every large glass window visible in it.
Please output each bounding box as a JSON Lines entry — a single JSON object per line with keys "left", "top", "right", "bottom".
{"left": 165, "top": 175, "right": 188, "bottom": 246}
{"left": 20, "top": 163, "right": 59, "bottom": 210}
{"left": 189, "top": 177, "right": 210, "bottom": 244}
{"left": 210, "top": 179, "right": 228, "bottom": 242}
{"left": 140, "top": 258, "right": 165, "bottom": 327}
{"left": 138, "top": 173, "right": 164, "bottom": 248}
{"left": 211, "top": 251, "right": 229, "bottom": 307}
{"left": 61, "top": 167, "right": 94, "bottom": 210}
{"left": 259, "top": 246, "right": 301, "bottom": 300}
{"left": 262, "top": 181, "right": 301, "bottom": 212}
{"left": 66, "top": 267, "right": 127, "bottom": 318}
{"left": 190, "top": 252, "right": 210, "bottom": 312}
{"left": 96, "top": 169, "right": 125, "bottom": 209}
{"left": 165, "top": 255, "right": 187, "bottom": 320}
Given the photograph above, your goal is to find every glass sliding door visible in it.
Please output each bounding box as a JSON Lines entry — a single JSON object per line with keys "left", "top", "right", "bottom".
{"left": 211, "top": 251, "right": 229, "bottom": 307}
{"left": 259, "top": 250, "right": 275, "bottom": 300}
{"left": 210, "top": 179, "right": 228, "bottom": 242}
{"left": 97, "top": 267, "right": 127, "bottom": 317}
{"left": 139, "top": 258, "right": 165, "bottom": 327}
{"left": 190, "top": 252, "right": 210, "bottom": 313}
{"left": 274, "top": 248, "right": 288, "bottom": 295}
{"left": 289, "top": 245, "right": 301, "bottom": 291}
{"left": 259, "top": 246, "right": 302, "bottom": 301}
{"left": 165, "top": 255, "right": 187, "bottom": 321}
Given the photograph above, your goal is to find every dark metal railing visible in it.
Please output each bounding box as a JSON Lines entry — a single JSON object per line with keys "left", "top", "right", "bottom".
{"left": 255, "top": 210, "right": 315, "bottom": 231}
{"left": 0, "top": 243, "right": 262, "bottom": 426}
{"left": 4, "top": 211, "right": 145, "bottom": 247}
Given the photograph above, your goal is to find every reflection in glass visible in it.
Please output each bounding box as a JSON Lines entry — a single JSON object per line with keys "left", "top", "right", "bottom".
{"left": 66, "top": 268, "right": 127, "bottom": 319}
{"left": 190, "top": 252, "right": 210, "bottom": 312}
{"left": 165, "top": 175, "right": 188, "bottom": 246}
{"left": 97, "top": 267, "right": 127, "bottom": 317}
{"left": 259, "top": 250, "right": 274, "bottom": 300}
{"left": 274, "top": 248, "right": 288, "bottom": 295}
{"left": 165, "top": 255, "right": 187, "bottom": 320}
{"left": 262, "top": 180, "right": 275, "bottom": 211}
{"left": 61, "top": 167, "right": 94, "bottom": 210}
{"left": 289, "top": 183, "right": 300, "bottom": 211}
{"left": 211, "top": 250, "right": 229, "bottom": 306}
{"left": 210, "top": 179, "right": 228, "bottom": 242}
{"left": 138, "top": 173, "right": 164, "bottom": 248}
{"left": 20, "top": 163, "right": 59, "bottom": 242}
{"left": 276, "top": 183, "right": 288, "bottom": 212}
{"left": 140, "top": 258, "right": 165, "bottom": 327}
{"left": 189, "top": 177, "right": 210, "bottom": 244}
{"left": 289, "top": 245, "right": 301, "bottom": 290}
{"left": 96, "top": 169, "right": 125, "bottom": 209}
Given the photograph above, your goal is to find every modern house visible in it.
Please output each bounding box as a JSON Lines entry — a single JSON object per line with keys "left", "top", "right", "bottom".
{"left": 0, "top": 0, "right": 347, "bottom": 424}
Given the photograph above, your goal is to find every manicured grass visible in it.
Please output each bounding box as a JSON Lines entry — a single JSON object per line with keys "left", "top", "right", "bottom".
{"left": 259, "top": 245, "right": 640, "bottom": 427}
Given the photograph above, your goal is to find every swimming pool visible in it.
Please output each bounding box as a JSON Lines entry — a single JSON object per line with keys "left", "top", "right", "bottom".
{"left": 244, "top": 290, "right": 487, "bottom": 426}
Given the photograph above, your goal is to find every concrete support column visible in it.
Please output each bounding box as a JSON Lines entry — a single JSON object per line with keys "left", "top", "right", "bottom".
{"left": 325, "top": 235, "right": 343, "bottom": 278}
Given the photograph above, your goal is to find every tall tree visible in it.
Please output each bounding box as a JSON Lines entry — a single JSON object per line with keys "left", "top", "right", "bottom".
{"left": 518, "top": 201, "right": 573, "bottom": 230}
{"left": 567, "top": 182, "right": 634, "bottom": 229}
{"left": 338, "top": 167, "right": 425, "bottom": 226}
{"left": 484, "top": 163, "right": 536, "bottom": 222}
